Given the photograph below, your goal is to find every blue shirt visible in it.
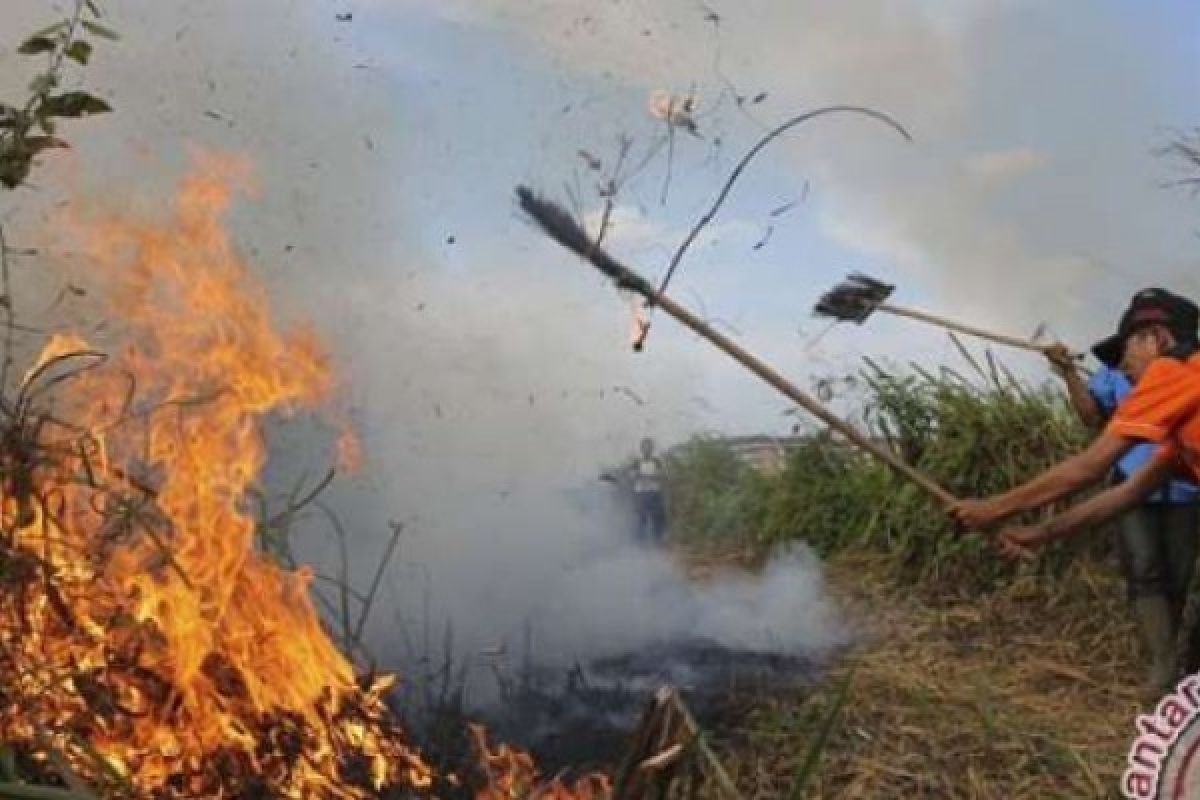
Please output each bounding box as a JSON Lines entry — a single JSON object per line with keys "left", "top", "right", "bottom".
{"left": 1088, "top": 366, "right": 1198, "bottom": 504}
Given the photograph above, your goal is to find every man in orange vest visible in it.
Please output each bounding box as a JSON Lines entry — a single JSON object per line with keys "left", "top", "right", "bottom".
{"left": 951, "top": 288, "right": 1200, "bottom": 686}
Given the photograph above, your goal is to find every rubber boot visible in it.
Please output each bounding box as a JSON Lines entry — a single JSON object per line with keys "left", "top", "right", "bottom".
{"left": 1135, "top": 595, "right": 1178, "bottom": 691}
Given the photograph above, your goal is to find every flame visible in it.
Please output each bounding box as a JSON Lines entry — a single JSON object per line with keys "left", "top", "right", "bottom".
{"left": 628, "top": 296, "right": 649, "bottom": 347}
{"left": 0, "top": 156, "right": 611, "bottom": 800}
{"left": 0, "top": 160, "right": 431, "bottom": 797}
{"left": 336, "top": 429, "right": 364, "bottom": 475}
{"left": 470, "top": 726, "right": 611, "bottom": 800}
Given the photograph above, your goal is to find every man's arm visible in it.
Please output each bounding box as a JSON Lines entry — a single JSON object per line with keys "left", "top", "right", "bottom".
{"left": 1061, "top": 367, "right": 1104, "bottom": 428}
{"left": 949, "top": 431, "right": 1132, "bottom": 529}
{"left": 995, "top": 452, "right": 1176, "bottom": 558}
{"left": 1045, "top": 344, "right": 1103, "bottom": 428}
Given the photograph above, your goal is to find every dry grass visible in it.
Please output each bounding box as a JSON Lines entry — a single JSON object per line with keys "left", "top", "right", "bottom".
{"left": 709, "top": 548, "right": 1148, "bottom": 799}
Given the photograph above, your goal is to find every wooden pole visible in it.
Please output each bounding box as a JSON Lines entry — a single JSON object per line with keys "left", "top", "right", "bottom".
{"left": 876, "top": 303, "right": 1076, "bottom": 358}
{"left": 516, "top": 188, "right": 959, "bottom": 508}
{"left": 644, "top": 284, "right": 957, "bottom": 506}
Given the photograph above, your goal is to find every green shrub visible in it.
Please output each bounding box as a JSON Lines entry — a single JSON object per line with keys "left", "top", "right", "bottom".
{"left": 664, "top": 436, "right": 767, "bottom": 544}
{"left": 666, "top": 357, "right": 1105, "bottom": 594}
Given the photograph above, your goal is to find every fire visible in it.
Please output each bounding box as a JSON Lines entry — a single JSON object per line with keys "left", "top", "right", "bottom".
{"left": 336, "top": 429, "right": 364, "bottom": 475}
{"left": 628, "top": 296, "right": 649, "bottom": 347}
{"left": 470, "top": 726, "right": 611, "bottom": 800}
{"left": 0, "top": 160, "right": 430, "bottom": 797}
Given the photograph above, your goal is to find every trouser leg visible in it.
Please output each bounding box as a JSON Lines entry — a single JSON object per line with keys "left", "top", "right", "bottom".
{"left": 1118, "top": 506, "right": 1169, "bottom": 600}
{"left": 1163, "top": 504, "right": 1199, "bottom": 621}
{"left": 649, "top": 493, "right": 666, "bottom": 543}
{"left": 1119, "top": 506, "right": 1178, "bottom": 688}
{"left": 1163, "top": 503, "right": 1200, "bottom": 675}
{"left": 634, "top": 493, "right": 652, "bottom": 543}
{"left": 633, "top": 492, "right": 665, "bottom": 543}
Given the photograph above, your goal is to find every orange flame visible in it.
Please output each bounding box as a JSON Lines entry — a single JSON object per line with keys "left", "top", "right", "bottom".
{"left": 336, "top": 428, "right": 364, "bottom": 475}
{"left": 0, "top": 159, "right": 430, "bottom": 797}
{"left": 470, "top": 725, "right": 611, "bottom": 800}
{"left": 0, "top": 155, "right": 610, "bottom": 800}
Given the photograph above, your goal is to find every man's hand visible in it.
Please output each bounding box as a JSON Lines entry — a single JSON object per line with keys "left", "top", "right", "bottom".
{"left": 948, "top": 497, "right": 1011, "bottom": 531}
{"left": 1042, "top": 343, "right": 1076, "bottom": 377}
{"left": 994, "top": 525, "right": 1046, "bottom": 561}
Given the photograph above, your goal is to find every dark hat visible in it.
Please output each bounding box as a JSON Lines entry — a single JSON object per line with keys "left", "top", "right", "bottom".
{"left": 1092, "top": 288, "right": 1200, "bottom": 368}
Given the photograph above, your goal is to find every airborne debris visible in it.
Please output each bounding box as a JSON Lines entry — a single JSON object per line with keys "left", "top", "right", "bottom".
{"left": 577, "top": 149, "right": 603, "bottom": 171}
{"left": 752, "top": 224, "right": 774, "bottom": 251}
{"left": 769, "top": 199, "right": 798, "bottom": 217}
{"left": 613, "top": 386, "right": 645, "bottom": 405}
{"left": 649, "top": 90, "right": 701, "bottom": 137}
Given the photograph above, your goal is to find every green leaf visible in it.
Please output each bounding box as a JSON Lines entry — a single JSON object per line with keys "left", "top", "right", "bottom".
{"left": 17, "top": 36, "right": 58, "bottom": 56}
{"left": 42, "top": 92, "right": 111, "bottom": 118}
{"left": 80, "top": 19, "right": 119, "bottom": 41}
{"left": 28, "top": 73, "right": 59, "bottom": 96}
{"left": 65, "top": 40, "right": 93, "bottom": 65}
{"left": 0, "top": 155, "right": 33, "bottom": 190}
{"left": 787, "top": 668, "right": 855, "bottom": 800}
{"left": 84, "top": 0, "right": 102, "bottom": 16}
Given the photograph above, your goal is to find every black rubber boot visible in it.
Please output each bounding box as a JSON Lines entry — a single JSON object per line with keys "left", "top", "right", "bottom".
{"left": 1135, "top": 595, "right": 1178, "bottom": 691}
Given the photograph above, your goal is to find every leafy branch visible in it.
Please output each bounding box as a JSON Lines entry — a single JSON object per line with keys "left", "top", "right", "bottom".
{"left": 0, "top": 0, "right": 118, "bottom": 190}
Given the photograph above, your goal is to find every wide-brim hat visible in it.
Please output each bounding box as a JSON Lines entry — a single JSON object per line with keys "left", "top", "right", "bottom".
{"left": 1092, "top": 288, "right": 1200, "bottom": 368}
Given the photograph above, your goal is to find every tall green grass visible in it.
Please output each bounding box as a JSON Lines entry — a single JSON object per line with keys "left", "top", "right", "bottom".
{"left": 666, "top": 356, "right": 1102, "bottom": 594}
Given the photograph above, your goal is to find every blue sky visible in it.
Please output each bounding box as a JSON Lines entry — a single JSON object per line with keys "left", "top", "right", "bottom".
{"left": 346, "top": 1, "right": 1200, "bottom": 419}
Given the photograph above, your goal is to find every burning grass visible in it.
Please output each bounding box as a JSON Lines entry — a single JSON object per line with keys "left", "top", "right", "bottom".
{"left": 0, "top": 162, "right": 437, "bottom": 798}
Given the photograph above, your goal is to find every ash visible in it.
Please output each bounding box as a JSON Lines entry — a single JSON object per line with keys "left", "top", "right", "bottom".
{"left": 481, "top": 636, "right": 818, "bottom": 771}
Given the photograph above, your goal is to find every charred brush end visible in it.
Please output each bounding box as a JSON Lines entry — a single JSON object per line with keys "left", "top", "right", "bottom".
{"left": 515, "top": 186, "right": 635, "bottom": 289}
{"left": 515, "top": 186, "right": 591, "bottom": 258}
{"left": 812, "top": 271, "right": 896, "bottom": 324}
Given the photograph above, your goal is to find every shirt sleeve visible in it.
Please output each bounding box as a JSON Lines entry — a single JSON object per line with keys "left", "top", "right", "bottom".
{"left": 1107, "top": 359, "right": 1200, "bottom": 443}
{"left": 1087, "top": 368, "right": 1119, "bottom": 413}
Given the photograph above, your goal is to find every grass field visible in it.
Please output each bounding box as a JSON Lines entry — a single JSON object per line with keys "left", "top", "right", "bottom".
{"left": 666, "top": 357, "right": 1146, "bottom": 798}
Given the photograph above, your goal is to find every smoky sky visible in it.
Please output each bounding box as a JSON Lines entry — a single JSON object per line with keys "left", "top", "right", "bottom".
{"left": 4, "top": 0, "right": 1200, "bottom": 681}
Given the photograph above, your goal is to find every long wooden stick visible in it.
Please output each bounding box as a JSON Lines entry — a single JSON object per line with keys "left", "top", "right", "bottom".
{"left": 517, "top": 188, "right": 958, "bottom": 508}
{"left": 877, "top": 303, "right": 1077, "bottom": 358}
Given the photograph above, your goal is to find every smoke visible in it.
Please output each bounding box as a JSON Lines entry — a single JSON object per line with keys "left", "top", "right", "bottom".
{"left": 330, "top": 479, "right": 845, "bottom": 683}
{"left": 285, "top": 259, "right": 849, "bottom": 684}
{"left": 7, "top": 0, "right": 1199, "bottom": 704}
{"left": 5, "top": 0, "right": 850, "bottom": 689}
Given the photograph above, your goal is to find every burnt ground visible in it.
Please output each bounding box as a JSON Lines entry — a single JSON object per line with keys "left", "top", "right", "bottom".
{"left": 480, "top": 637, "right": 820, "bottom": 773}
{"left": 395, "top": 542, "right": 1148, "bottom": 798}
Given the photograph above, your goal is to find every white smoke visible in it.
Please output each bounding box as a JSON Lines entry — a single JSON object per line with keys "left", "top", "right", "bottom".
{"left": 7, "top": 0, "right": 1197, "bottom": 698}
